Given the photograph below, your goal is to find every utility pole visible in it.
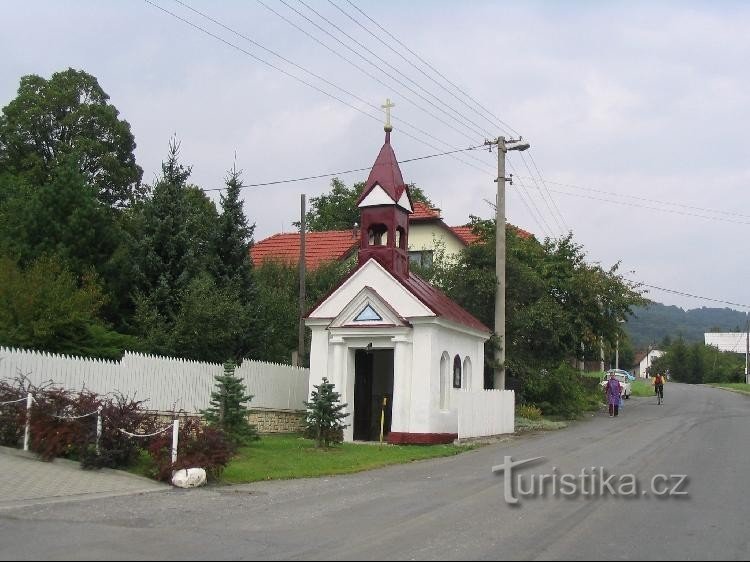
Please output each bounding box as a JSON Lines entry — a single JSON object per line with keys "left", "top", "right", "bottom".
{"left": 615, "top": 318, "right": 625, "bottom": 371}
{"left": 745, "top": 311, "right": 749, "bottom": 384}
{"left": 297, "top": 194, "right": 306, "bottom": 367}
{"left": 484, "top": 136, "right": 529, "bottom": 390}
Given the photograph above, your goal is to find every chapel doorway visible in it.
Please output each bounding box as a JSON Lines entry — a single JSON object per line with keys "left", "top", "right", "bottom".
{"left": 354, "top": 348, "right": 394, "bottom": 441}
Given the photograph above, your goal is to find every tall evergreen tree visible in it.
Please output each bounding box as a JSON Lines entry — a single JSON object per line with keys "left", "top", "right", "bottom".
{"left": 215, "top": 164, "right": 255, "bottom": 290}
{"left": 133, "top": 138, "right": 194, "bottom": 320}
{"left": 212, "top": 163, "right": 259, "bottom": 359}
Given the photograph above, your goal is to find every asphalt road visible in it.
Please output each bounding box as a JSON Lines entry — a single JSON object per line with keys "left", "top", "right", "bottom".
{"left": 1, "top": 383, "right": 748, "bottom": 560}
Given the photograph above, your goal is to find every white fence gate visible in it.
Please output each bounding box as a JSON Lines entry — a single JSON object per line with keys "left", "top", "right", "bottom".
{"left": 453, "top": 389, "right": 515, "bottom": 438}
{"left": 0, "top": 347, "right": 309, "bottom": 413}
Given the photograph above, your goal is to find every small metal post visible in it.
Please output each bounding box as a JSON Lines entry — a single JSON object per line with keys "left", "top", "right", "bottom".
{"left": 23, "top": 393, "right": 32, "bottom": 451}
{"left": 96, "top": 406, "right": 103, "bottom": 456}
{"left": 171, "top": 419, "right": 179, "bottom": 466}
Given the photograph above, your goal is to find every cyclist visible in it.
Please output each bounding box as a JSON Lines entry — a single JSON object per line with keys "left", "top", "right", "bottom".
{"left": 654, "top": 372, "right": 665, "bottom": 405}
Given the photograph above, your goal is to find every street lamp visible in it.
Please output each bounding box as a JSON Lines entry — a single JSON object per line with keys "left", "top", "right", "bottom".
{"left": 484, "top": 136, "right": 530, "bottom": 390}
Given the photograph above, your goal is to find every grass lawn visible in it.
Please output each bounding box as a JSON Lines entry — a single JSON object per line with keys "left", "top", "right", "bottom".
{"left": 709, "top": 383, "right": 750, "bottom": 394}
{"left": 514, "top": 416, "right": 568, "bottom": 432}
{"left": 220, "top": 434, "right": 472, "bottom": 484}
{"left": 630, "top": 378, "right": 656, "bottom": 397}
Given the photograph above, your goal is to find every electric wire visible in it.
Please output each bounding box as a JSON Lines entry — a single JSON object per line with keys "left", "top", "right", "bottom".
{"left": 146, "top": 0, "right": 491, "bottom": 175}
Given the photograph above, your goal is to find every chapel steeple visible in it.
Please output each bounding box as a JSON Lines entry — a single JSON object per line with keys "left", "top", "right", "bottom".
{"left": 356, "top": 102, "right": 413, "bottom": 277}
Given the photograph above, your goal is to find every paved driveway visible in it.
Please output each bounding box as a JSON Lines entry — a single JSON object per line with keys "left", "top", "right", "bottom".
{"left": 0, "top": 447, "right": 167, "bottom": 510}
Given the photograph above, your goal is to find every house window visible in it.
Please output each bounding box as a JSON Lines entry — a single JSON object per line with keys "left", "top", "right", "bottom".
{"left": 408, "top": 250, "right": 433, "bottom": 268}
{"left": 453, "top": 355, "right": 462, "bottom": 389}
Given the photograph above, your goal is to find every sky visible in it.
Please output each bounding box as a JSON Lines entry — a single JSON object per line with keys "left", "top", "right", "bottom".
{"left": 2, "top": 0, "right": 749, "bottom": 312}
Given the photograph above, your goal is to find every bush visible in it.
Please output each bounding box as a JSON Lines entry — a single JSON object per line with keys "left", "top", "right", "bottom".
{"left": 516, "top": 404, "right": 542, "bottom": 420}
{"left": 29, "top": 387, "right": 99, "bottom": 461}
{"left": 518, "top": 363, "right": 600, "bottom": 419}
{"left": 147, "top": 415, "right": 235, "bottom": 482}
{"left": 0, "top": 379, "right": 26, "bottom": 447}
{"left": 80, "top": 393, "right": 159, "bottom": 470}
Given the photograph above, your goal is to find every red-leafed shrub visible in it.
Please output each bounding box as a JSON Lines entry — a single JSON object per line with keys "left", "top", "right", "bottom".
{"left": 0, "top": 379, "right": 26, "bottom": 447}
{"left": 81, "top": 393, "right": 159, "bottom": 470}
{"left": 147, "top": 415, "right": 235, "bottom": 482}
{"left": 30, "top": 387, "right": 99, "bottom": 461}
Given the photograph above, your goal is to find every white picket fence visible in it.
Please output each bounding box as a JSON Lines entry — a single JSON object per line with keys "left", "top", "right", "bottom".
{"left": 0, "top": 347, "right": 309, "bottom": 413}
{"left": 454, "top": 389, "right": 515, "bottom": 439}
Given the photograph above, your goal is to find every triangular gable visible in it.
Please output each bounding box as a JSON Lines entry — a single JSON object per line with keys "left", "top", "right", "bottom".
{"left": 308, "top": 259, "right": 434, "bottom": 320}
{"left": 329, "top": 286, "right": 409, "bottom": 328}
{"left": 397, "top": 190, "right": 413, "bottom": 213}
{"left": 358, "top": 184, "right": 395, "bottom": 208}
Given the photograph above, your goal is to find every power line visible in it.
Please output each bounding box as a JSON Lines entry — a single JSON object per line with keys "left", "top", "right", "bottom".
{"left": 172, "top": 0, "right": 491, "bottom": 176}
{"left": 519, "top": 181, "right": 750, "bottom": 226}
{"left": 517, "top": 152, "right": 566, "bottom": 235}
{"left": 342, "top": 0, "right": 520, "bottom": 138}
{"left": 506, "top": 161, "right": 554, "bottom": 237}
{"left": 625, "top": 280, "right": 750, "bottom": 310}
{"left": 327, "top": 0, "right": 495, "bottom": 140}
{"left": 517, "top": 174, "right": 750, "bottom": 221}
{"left": 146, "top": 0, "right": 491, "bottom": 175}
{"left": 200, "top": 143, "right": 485, "bottom": 192}
{"left": 151, "top": 1, "right": 562, "bottom": 232}
{"left": 328, "top": 1, "right": 567, "bottom": 234}
{"left": 291, "top": 0, "right": 490, "bottom": 142}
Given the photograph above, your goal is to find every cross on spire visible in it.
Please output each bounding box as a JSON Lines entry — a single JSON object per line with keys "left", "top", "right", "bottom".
{"left": 382, "top": 98, "right": 395, "bottom": 132}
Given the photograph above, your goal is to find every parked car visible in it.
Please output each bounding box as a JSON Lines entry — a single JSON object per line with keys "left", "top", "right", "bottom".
{"left": 600, "top": 370, "right": 632, "bottom": 399}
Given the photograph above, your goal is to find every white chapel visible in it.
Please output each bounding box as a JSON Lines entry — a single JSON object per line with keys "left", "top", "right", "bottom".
{"left": 305, "top": 122, "right": 492, "bottom": 444}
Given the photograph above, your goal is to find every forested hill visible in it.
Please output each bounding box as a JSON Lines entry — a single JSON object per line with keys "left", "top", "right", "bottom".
{"left": 624, "top": 302, "right": 748, "bottom": 348}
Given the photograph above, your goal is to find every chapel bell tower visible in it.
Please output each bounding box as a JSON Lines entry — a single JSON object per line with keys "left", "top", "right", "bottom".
{"left": 356, "top": 99, "right": 413, "bottom": 278}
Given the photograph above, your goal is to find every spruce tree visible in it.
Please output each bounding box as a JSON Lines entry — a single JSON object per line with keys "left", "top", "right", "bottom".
{"left": 305, "top": 378, "right": 349, "bottom": 448}
{"left": 202, "top": 360, "right": 258, "bottom": 445}
{"left": 213, "top": 163, "right": 259, "bottom": 359}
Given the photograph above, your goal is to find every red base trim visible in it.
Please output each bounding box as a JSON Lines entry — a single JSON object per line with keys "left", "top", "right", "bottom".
{"left": 387, "top": 432, "right": 458, "bottom": 445}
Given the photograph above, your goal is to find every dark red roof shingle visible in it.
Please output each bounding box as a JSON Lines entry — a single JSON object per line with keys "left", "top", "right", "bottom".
{"left": 399, "top": 272, "right": 490, "bottom": 333}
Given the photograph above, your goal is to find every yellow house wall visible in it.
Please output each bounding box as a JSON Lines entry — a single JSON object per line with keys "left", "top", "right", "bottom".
{"left": 408, "top": 222, "right": 466, "bottom": 262}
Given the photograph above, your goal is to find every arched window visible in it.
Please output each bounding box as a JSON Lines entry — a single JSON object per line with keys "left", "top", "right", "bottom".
{"left": 368, "top": 224, "right": 387, "bottom": 246}
{"left": 463, "top": 356, "right": 472, "bottom": 391}
{"left": 440, "top": 352, "right": 450, "bottom": 410}
{"left": 453, "top": 355, "right": 462, "bottom": 389}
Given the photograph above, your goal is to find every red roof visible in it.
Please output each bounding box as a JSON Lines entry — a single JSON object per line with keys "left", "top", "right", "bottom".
{"left": 356, "top": 131, "right": 410, "bottom": 208}
{"left": 400, "top": 272, "right": 490, "bottom": 333}
{"left": 450, "top": 226, "right": 480, "bottom": 245}
{"left": 251, "top": 230, "right": 357, "bottom": 270}
{"left": 252, "top": 222, "right": 534, "bottom": 270}
{"left": 410, "top": 201, "right": 441, "bottom": 220}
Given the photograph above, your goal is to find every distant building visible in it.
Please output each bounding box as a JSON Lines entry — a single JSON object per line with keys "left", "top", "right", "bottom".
{"left": 704, "top": 333, "right": 749, "bottom": 354}
{"left": 632, "top": 349, "right": 665, "bottom": 378}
